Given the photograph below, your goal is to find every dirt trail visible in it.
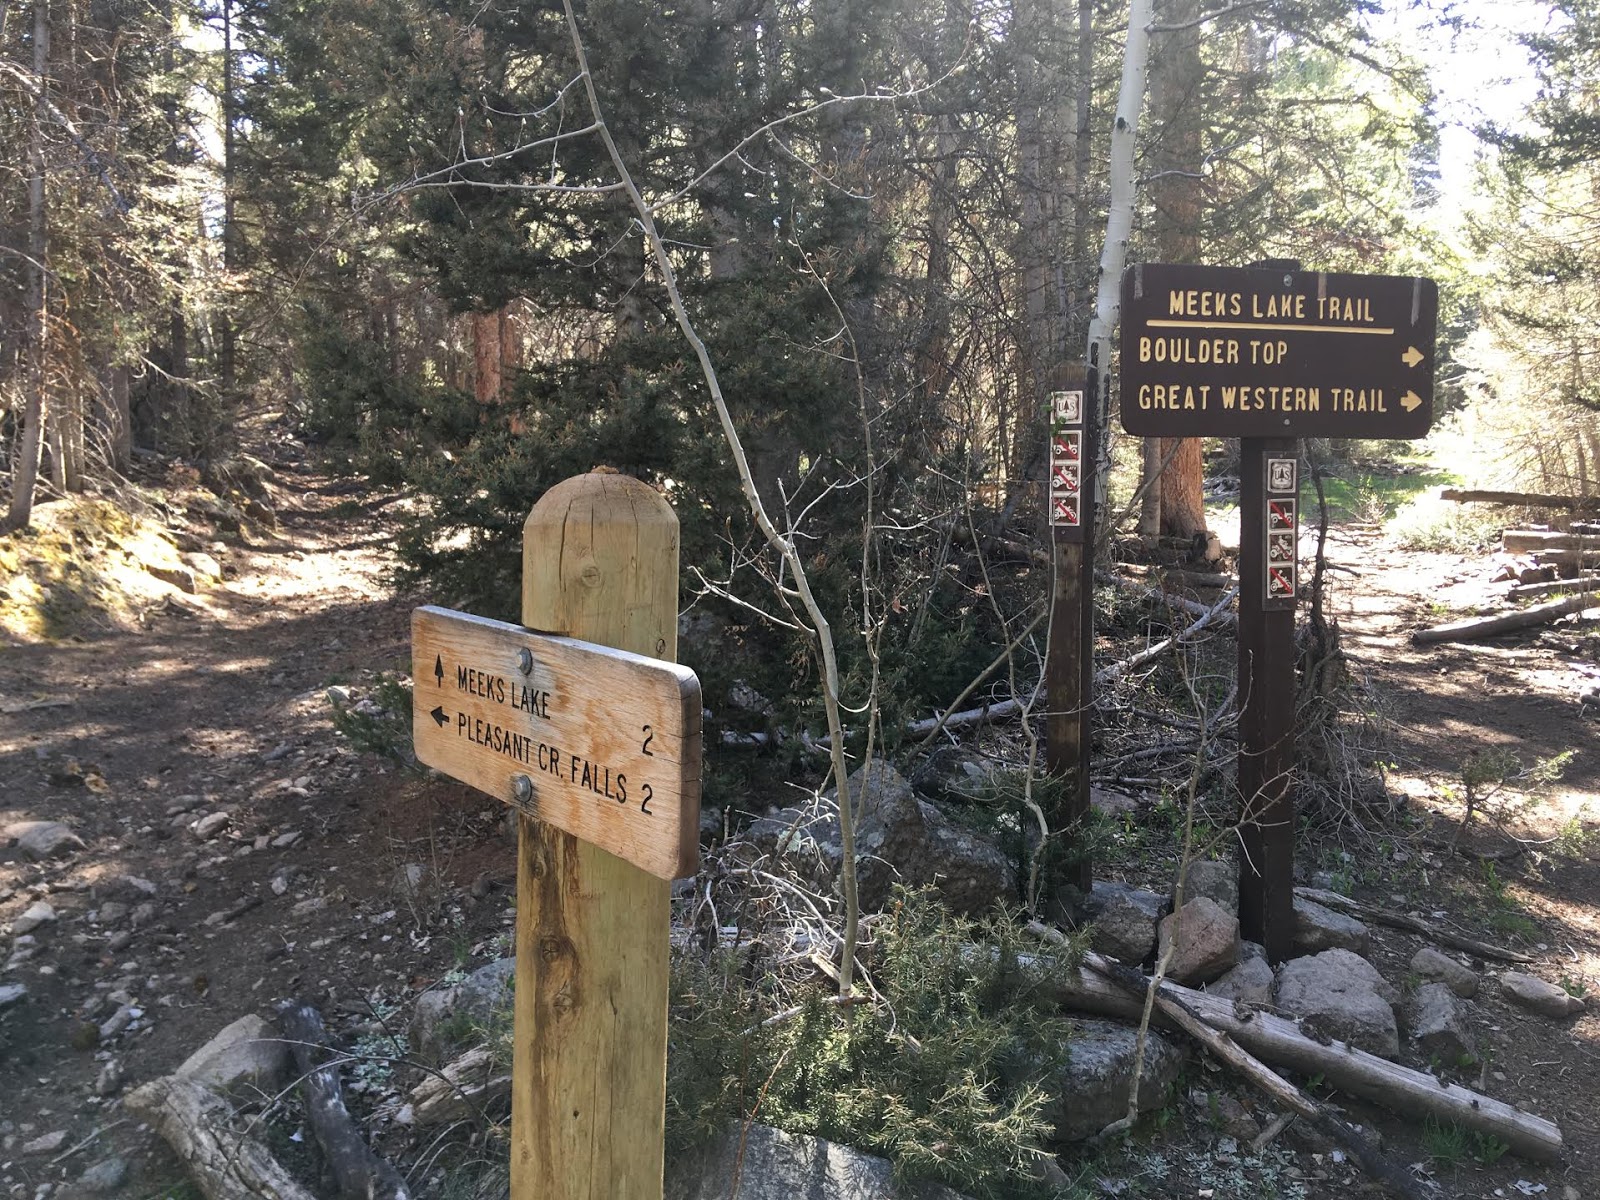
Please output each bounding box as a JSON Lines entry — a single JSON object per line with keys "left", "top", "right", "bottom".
{"left": 0, "top": 462, "right": 511, "bottom": 1196}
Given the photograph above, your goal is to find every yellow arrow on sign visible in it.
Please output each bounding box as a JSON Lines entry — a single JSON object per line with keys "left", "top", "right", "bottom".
{"left": 1402, "top": 345, "right": 1425, "bottom": 368}
{"left": 1401, "top": 390, "right": 1423, "bottom": 412}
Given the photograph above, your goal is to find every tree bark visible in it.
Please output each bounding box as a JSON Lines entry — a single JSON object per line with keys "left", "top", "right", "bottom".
{"left": 472, "top": 308, "right": 503, "bottom": 404}
{"left": 1411, "top": 592, "right": 1599, "bottom": 645}
{"left": 7, "top": 0, "right": 50, "bottom": 531}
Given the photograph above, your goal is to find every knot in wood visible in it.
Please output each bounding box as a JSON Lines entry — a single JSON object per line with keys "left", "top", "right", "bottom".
{"left": 538, "top": 934, "right": 568, "bottom": 962}
{"left": 579, "top": 562, "right": 602, "bottom": 588}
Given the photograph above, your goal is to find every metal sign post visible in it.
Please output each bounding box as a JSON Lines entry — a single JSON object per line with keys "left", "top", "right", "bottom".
{"left": 1118, "top": 261, "right": 1437, "bottom": 961}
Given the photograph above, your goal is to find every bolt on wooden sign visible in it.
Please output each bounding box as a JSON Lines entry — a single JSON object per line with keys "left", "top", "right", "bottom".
{"left": 1119, "top": 262, "right": 1438, "bottom": 439}
{"left": 412, "top": 605, "right": 702, "bottom": 880}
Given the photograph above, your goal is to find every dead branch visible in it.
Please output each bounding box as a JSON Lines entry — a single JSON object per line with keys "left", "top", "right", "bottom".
{"left": 1294, "top": 888, "right": 1534, "bottom": 963}
{"left": 408, "top": 1046, "right": 512, "bottom": 1126}
{"left": 1443, "top": 488, "right": 1600, "bottom": 511}
{"left": 1097, "top": 569, "right": 1240, "bottom": 625}
{"left": 276, "top": 1002, "right": 413, "bottom": 1200}
{"left": 123, "top": 1075, "right": 317, "bottom": 1200}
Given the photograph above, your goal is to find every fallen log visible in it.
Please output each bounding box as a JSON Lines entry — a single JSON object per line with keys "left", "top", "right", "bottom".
{"left": 1021, "top": 931, "right": 1563, "bottom": 1162}
{"left": 1096, "top": 570, "right": 1239, "bottom": 625}
{"left": 409, "top": 1045, "right": 512, "bottom": 1125}
{"left": 1502, "top": 530, "right": 1600, "bottom": 554}
{"left": 1411, "top": 592, "right": 1600, "bottom": 645}
{"left": 1511, "top": 574, "right": 1600, "bottom": 600}
{"left": 1073, "top": 945, "right": 1427, "bottom": 1199}
{"left": 1294, "top": 888, "right": 1534, "bottom": 963}
{"left": 277, "top": 1001, "right": 412, "bottom": 1200}
{"left": 124, "top": 1075, "right": 317, "bottom": 1200}
{"left": 1444, "top": 489, "right": 1600, "bottom": 512}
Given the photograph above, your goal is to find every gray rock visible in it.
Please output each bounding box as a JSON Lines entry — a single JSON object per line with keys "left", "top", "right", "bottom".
{"left": 189, "top": 811, "right": 230, "bottom": 840}
{"left": 0, "top": 982, "right": 26, "bottom": 1008}
{"left": 1500, "top": 972, "right": 1585, "bottom": 1019}
{"left": 1085, "top": 882, "right": 1164, "bottom": 964}
{"left": 392, "top": 863, "right": 428, "bottom": 901}
{"left": 748, "top": 759, "right": 1015, "bottom": 914}
{"left": 666, "top": 1122, "right": 970, "bottom": 1200}
{"left": 1156, "top": 896, "right": 1240, "bottom": 986}
{"left": 6, "top": 820, "right": 86, "bottom": 860}
{"left": 115, "top": 875, "right": 158, "bottom": 899}
{"left": 1275, "top": 949, "right": 1399, "bottom": 1059}
{"left": 22, "top": 1130, "right": 68, "bottom": 1154}
{"left": 12, "top": 900, "right": 57, "bottom": 935}
{"left": 177, "top": 1014, "right": 292, "bottom": 1094}
{"left": 146, "top": 561, "right": 198, "bottom": 593}
{"left": 96, "top": 901, "right": 130, "bottom": 926}
{"left": 1042, "top": 1018, "right": 1187, "bottom": 1143}
{"left": 410, "top": 958, "right": 517, "bottom": 1065}
{"left": 1176, "top": 860, "right": 1237, "bottom": 916}
{"left": 99, "top": 1004, "right": 136, "bottom": 1042}
{"left": 1410, "top": 947, "right": 1478, "bottom": 999}
{"left": 1206, "top": 954, "right": 1275, "bottom": 1006}
{"left": 183, "top": 552, "right": 224, "bottom": 582}
{"left": 68, "top": 1157, "right": 129, "bottom": 1196}
{"left": 1090, "top": 787, "right": 1141, "bottom": 818}
{"left": 1407, "top": 982, "right": 1477, "bottom": 1065}
{"left": 1291, "top": 896, "right": 1370, "bottom": 956}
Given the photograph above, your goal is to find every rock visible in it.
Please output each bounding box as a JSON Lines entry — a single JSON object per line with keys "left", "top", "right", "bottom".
{"left": 1291, "top": 896, "right": 1370, "bottom": 956}
{"left": 1500, "top": 972, "right": 1586, "bottom": 1019}
{"left": 1206, "top": 951, "right": 1274, "bottom": 1007}
{"left": 666, "top": 1122, "right": 970, "bottom": 1200}
{"left": 183, "top": 552, "right": 224, "bottom": 582}
{"left": 189, "top": 811, "right": 230, "bottom": 840}
{"left": 1156, "top": 896, "right": 1240, "bottom": 986}
{"left": 392, "top": 863, "right": 428, "bottom": 901}
{"left": 1407, "top": 982, "right": 1477, "bottom": 1065}
{"left": 98, "top": 1005, "right": 136, "bottom": 1041}
{"left": 94, "top": 1061, "right": 122, "bottom": 1096}
{"left": 1410, "top": 947, "right": 1478, "bottom": 999}
{"left": 1084, "top": 882, "right": 1164, "bottom": 964}
{"left": 271, "top": 830, "right": 303, "bottom": 849}
{"left": 130, "top": 902, "right": 158, "bottom": 928}
{"left": 146, "top": 561, "right": 198, "bottom": 593}
{"left": 1176, "top": 859, "right": 1237, "bottom": 915}
{"left": 6, "top": 820, "right": 85, "bottom": 860}
{"left": 1090, "top": 787, "right": 1141, "bottom": 818}
{"left": 12, "top": 900, "right": 57, "bottom": 935}
{"left": 114, "top": 875, "right": 158, "bottom": 899}
{"left": 0, "top": 982, "right": 27, "bottom": 1009}
{"left": 1041, "top": 1018, "right": 1187, "bottom": 1143}
{"left": 22, "top": 1130, "right": 68, "bottom": 1154}
{"left": 1275, "top": 949, "right": 1399, "bottom": 1059}
{"left": 409, "top": 958, "right": 518, "bottom": 1065}
{"left": 96, "top": 901, "right": 130, "bottom": 926}
{"left": 176, "top": 1014, "right": 292, "bottom": 1094}
{"left": 1189, "top": 1089, "right": 1261, "bottom": 1141}
{"left": 747, "top": 759, "right": 1016, "bottom": 914}
{"left": 66, "top": 1156, "right": 129, "bottom": 1196}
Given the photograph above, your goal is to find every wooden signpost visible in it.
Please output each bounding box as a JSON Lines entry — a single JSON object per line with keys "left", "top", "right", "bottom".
{"left": 412, "top": 471, "right": 701, "bottom": 1199}
{"left": 1119, "top": 262, "right": 1437, "bottom": 961}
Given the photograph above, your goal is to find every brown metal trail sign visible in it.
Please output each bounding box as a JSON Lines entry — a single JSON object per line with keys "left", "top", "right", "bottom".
{"left": 1120, "top": 262, "right": 1437, "bottom": 440}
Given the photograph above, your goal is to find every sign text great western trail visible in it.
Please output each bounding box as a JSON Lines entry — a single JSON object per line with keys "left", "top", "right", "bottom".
{"left": 412, "top": 605, "right": 702, "bottom": 881}
{"left": 1119, "top": 262, "right": 1438, "bottom": 439}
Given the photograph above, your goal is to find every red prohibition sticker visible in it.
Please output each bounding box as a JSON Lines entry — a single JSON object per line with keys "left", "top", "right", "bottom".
{"left": 1267, "top": 566, "right": 1295, "bottom": 598}
{"left": 1268, "top": 499, "right": 1296, "bottom": 530}
{"left": 1052, "top": 497, "right": 1079, "bottom": 526}
{"left": 1052, "top": 464, "right": 1081, "bottom": 493}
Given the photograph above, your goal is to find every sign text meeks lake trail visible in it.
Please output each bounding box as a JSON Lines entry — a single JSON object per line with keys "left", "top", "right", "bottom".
{"left": 1119, "top": 262, "right": 1437, "bottom": 439}
{"left": 411, "top": 605, "right": 702, "bottom": 881}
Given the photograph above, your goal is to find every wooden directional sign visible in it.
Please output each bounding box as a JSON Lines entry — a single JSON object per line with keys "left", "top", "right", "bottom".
{"left": 412, "top": 605, "right": 702, "bottom": 880}
{"left": 1119, "top": 262, "right": 1438, "bottom": 439}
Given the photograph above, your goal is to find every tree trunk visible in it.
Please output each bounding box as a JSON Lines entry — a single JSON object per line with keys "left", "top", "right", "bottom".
{"left": 98, "top": 361, "right": 132, "bottom": 472}
{"left": 218, "top": 0, "right": 237, "bottom": 403}
{"left": 472, "top": 309, "right": 503, "bottom": 404}
{"left": 1146, "top": 0, "right": 1208, "bottom": 540}
{"left": 7, "top": 0, "right": 50, "bottom": 531}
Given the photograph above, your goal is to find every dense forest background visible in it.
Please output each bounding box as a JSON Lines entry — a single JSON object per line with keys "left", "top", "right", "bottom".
{"left": 2, "top": 0, "right": 1597, "bottom": 742}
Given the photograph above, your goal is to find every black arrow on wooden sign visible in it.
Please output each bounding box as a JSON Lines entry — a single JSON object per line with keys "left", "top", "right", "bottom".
{"left": 430, "top": 705, "right": 449, "bottom": 727}
{"left": 434, "top": 655, "right": 445, "bottom": 687}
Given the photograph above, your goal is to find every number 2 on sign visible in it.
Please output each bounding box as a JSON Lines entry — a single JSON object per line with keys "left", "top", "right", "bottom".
{"left": 641, "top": 725, "right": 654, "bottom": 755}
{"left": 639, "top": 725, "right": 655, "bottom": 814}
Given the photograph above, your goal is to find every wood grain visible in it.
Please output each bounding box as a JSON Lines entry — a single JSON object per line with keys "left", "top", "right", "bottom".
{"left": 412, "top": 606, "right": 700, "bottom": 880}
{"left": 512, "top": 471, "right": 679, "bottom": 1200}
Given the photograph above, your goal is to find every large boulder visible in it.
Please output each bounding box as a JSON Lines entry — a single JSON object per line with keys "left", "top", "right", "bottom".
{"left": 1410, "top": 947, "right": 1478, "bottom": 999}
{"left": 409, "top": 958, "right": 517, "bottom": 1065}
{"left": 1041, "top": 1018, "right": 1187, "bottom": 1143}
{"left": 746, "top": 759, "right": 1015, "bottom": 914}
{"left": 1499, "top": 972, "right": 1585, "bottom": 1019}
{"left": 1175, "top": 859, "right": 1237, "bottom": 916}
{"left": 666, "top": 1123, "right": 970, "bottom": 1200}
{"left": 1206, "top": 944, "right": 1274, "bottom": 1007}
{"left": 1156, "top": 896, "right": 1240, "bottom": 986}
{"left": 1407, "top": 982, "right": 1477, "bottom": 1065}
{"left": 1275, "top": 949, "right": 1399, "bottom": 1059}
{"left": 1084, "top": 882, "right": 1165, "bottom": 965}
{"left": 176, "top": 1014, "right": 292, "bottom": 1095}
{"left": 1291, "top": 896, "right": 1370, "bottom": 956}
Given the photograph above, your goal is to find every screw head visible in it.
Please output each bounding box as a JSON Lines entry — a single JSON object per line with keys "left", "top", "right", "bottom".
{"left": 513, "top": 774, "right": 533, "bottom": 804}
{"left": 517, "top": 648, "right": 534, "bottom": 675}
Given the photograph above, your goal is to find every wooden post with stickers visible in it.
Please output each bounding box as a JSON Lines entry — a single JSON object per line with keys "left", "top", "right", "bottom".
{"left": 1045, "top": 366, "right": 1094, "bottom": 893}
{"left": 411, "top": 471, "right": 701, "bottom": 1199}
{"left": 1120, "top": 261, "right": 1436, "bottom": 960}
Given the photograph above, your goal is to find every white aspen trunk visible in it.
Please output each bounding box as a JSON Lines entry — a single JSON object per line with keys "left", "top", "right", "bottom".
{"left": 1085, "top": 0, "right": 1153, "bottom": 519}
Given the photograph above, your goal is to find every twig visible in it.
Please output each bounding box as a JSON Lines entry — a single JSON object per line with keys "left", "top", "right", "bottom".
{"left": 1295, "top": 887, "right": 1535, "bottom": 963}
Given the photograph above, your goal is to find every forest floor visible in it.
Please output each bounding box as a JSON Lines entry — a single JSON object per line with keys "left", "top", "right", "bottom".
{"left": 1, "top": 439, "right": 1598, "bottom": 1200}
